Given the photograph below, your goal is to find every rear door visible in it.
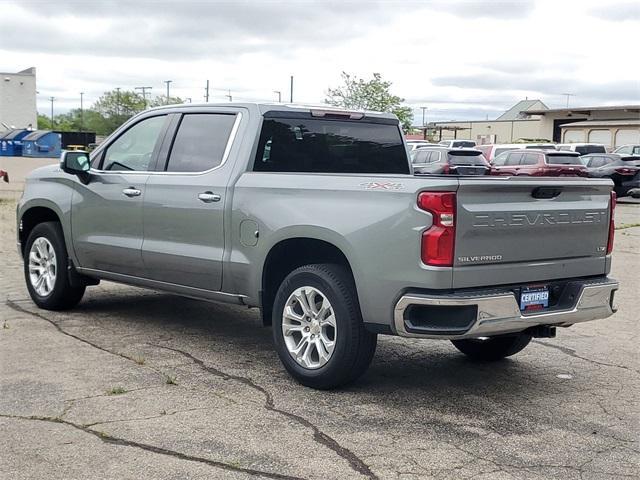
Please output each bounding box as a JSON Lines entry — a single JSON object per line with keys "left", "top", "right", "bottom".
{"left": 141, "top": 111, "right": 241, "bottom": 291}
{"left": 453, "top": 177, "right": 612, "bottom": 288}
{"left": 493, "top": 151, "right": 522, "bottom": 176}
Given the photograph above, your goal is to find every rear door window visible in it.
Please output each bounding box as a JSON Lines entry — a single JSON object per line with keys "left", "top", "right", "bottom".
{"left": 505, "top": 152, "right": 523, "bottom": 165}
{"left": 254, "top": 117, "right": 409, "bottom": 174}
{"left": 521, "top": 153, "right": 539, "bottom": 165}
{"left": 165, "top": 114, "right": 236, "bottom": 172}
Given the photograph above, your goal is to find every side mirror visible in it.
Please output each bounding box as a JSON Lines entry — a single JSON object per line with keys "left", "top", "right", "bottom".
{"left": 61, "top": 150, "right": 90, "bottom": 180}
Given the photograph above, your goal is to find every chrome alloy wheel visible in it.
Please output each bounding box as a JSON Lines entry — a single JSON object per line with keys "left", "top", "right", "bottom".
{"left": 282, "top": 286, "right": 337, "bottom": 369}
{"left": 28, "top": 237, "right": 57, "bottom": 296}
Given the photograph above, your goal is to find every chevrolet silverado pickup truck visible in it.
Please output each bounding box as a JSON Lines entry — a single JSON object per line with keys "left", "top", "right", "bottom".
{"left": 17, "top": 103, "right": 619, "bottom": 389}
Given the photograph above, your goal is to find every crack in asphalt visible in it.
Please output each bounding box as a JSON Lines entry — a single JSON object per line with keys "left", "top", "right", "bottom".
{"left": 151, "top": 343, "right": 379, "bottom": 480}
{"left": 5, "top": 299, "right": 377, "bottom": 479}
{"left": 533, "top": 340, "right": 639, "bottom": 375}
{"left": 0, "top": 414, "right": 306, "bottom": 480}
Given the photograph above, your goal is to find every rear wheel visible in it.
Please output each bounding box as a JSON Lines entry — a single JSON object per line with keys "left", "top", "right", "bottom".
{"left": 24, "top": 222, "right": 85, "bottom": 311}
{"left": 272, "top": 264, "right": 377, "bottom": 389}
{"left": 451, "top": 333, "right": 532, "bottom": 361}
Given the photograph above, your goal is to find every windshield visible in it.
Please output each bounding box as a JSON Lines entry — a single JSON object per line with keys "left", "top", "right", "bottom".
{"left": 448, "top": 151, "right": 488, "bottom": 166}
{"left": 575, "top": 145, "right": 606, "bottom": 155}
{"left": 452, "top": 141, "right": 476, "bottom": 148}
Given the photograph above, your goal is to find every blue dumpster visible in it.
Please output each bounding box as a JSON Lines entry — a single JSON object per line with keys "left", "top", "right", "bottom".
{"left": 22, "top": 130, "right": 62, "bottom": 158}
{"left": 0, "top": 129, "right": 31, "bottom": 156}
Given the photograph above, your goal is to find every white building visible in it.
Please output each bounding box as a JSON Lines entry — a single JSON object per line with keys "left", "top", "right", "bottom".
{"left": 0, "top": 67, "right": 37, "bottom": 130}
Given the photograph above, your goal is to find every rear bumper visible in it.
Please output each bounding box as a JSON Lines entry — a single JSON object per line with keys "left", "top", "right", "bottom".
{"left": 393, "top": 277, "right": 618, "bottom": 339}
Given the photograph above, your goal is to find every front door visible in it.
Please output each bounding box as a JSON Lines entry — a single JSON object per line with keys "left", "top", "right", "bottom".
{"left": 71, "top": 114, "right": 170, "bottom": 276}
{"left": 142, "top": 112, "right": 239, "bottom": 291}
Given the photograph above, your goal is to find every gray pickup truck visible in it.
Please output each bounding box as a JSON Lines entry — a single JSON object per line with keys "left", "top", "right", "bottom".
{"left": 17, "top": 103, "right": 619, "bottom": 389}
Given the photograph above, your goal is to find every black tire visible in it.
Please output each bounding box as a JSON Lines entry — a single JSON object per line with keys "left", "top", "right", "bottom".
{"left": 272, "top": 263, "right": 377, "bottom": 389}
{"left": 24, "top": 222, "right": 85, "bottom": 311}
{"left": 451, "top": 333, "right": 532, "bottom": 361}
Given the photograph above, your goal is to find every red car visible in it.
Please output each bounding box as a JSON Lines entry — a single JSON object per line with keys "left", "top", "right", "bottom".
{"left": 0, "top": 170, "right": 8, "bottom": 182}
{"left": 491, "top": 149, "right": 588, "bottom": 177}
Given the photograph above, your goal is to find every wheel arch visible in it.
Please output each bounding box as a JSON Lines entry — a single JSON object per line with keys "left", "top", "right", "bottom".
{"left": 260, "top": 236, "right": 357, "bottom": 326}
{"left": 18, "top": 203, "right": 65, "bottom": 258}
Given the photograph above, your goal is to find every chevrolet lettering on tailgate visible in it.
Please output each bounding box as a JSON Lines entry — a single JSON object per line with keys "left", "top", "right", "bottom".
{"left": 472, "top": 210, "right": 606, "bottom": 228}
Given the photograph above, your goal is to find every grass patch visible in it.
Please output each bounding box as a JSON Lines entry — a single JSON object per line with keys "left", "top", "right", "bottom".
{"left": 2, "top": 321, "right": 8, "bottom": 329}
{"left": 106, "top": 386, "right": 127, "bottom": 395}
{"left": 133, "top": 356, "right": 145, "bottom": 365}
{"left": 615, "top": 222, "right": 640, "bottom": 230}
{"left": 165, "top": 375, "right": 178, "bottom": 385}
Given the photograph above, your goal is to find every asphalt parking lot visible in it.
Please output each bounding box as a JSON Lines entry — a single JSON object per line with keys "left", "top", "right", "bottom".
{"left": 1, "top": 178, "right": 639, "bottom": 479}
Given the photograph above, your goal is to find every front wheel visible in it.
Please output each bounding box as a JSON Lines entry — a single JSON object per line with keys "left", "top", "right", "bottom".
{"left": 24, "top": 222, "right": 85, "bottom": 311}
{"left": 272, "top": 264, "right": 377, "bottom": 389}
{"left": 451, "top": 333, "right": 532, "bottom": 361}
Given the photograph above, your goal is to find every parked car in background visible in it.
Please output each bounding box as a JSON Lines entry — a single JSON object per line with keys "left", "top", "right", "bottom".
{"left": 613, "top": 144, "right": 640, "bottom": 155}
{"left": 476, "top": 143, "right": 556, "bottom": 162}
{"left": 491, "top": 149, "right": 587, "bottom": 176}
{"left": 406, "top": 140, "right": 439, "bottom": 151}
{"left": 582, "top": 153, "right": 640, "bottom": 197}
{"left": 557, "top": 143, "right": 607, "bottom": 155}
{"left": 411, "top": 147, "right": 490, "bottom": 175}
{"left": 438, "top": 139, "right": 476, "bottom": 148}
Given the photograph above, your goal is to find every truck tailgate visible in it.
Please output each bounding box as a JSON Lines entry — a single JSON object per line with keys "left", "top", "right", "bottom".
{"left": 454, "top": 177, "right": 612, "bottom": 288}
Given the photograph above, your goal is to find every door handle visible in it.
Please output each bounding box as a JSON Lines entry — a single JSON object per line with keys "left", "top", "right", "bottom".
{"left": 198, "top": 191, "right": 221, "bottom": 203}
{"left": 122, "top": 187, "right": 141, "bottom": 197}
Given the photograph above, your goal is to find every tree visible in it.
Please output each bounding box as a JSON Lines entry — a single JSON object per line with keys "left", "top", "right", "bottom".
{"left": 325, "top": 72, "right": 414, "bottom": 131}
{"left": 149, "top": 95, "right": 184, "bottom": 108}
{"left": 37, "top": 114, "right": 52, "bottom": 130}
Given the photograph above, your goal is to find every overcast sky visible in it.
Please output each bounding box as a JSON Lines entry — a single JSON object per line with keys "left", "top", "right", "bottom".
{"left": 1, "top": 0, "right": 638, "bottom": 123}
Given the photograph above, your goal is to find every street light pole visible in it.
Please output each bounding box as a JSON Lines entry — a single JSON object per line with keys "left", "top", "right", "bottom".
{"left": 49, "top": 97, "right": 55, "bottom": 129}
{"left": 164, "top": 80, "right": 172, "bottom": 104}
{"left": 226, "top": 90, "right": 232, "bottom": 102}
{"left": 290, "top": 75, "right": 294, "bottom": 103}
{"left": 115, "top": 87, "right": 121, "bottom": 117}
{"left": 80, "top": 92, "right": 84, "bottom": 132}
{"left": 274, "top": 90, "right": 282, "bottom": 102}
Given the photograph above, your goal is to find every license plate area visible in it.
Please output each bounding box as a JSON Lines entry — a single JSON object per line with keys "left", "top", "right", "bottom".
{"left": 520, "top": 286, "right": 549, "bottom": 312}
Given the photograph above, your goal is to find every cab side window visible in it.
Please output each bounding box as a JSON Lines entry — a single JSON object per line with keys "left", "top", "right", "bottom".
{"left": 102, "top": 116, "right": 168, "bottom": 171}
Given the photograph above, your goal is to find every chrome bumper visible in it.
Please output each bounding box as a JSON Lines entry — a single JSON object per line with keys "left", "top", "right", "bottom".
{"left": 394, "top": 279, "right": 619, "bottom": 339}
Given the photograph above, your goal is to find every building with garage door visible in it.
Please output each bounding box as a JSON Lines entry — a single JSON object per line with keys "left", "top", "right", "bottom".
{"left": 0, "top": 67, "right": 37, "bottom": 130}
{"left": 428, "top": 102, "right": 640, "bottom": 147}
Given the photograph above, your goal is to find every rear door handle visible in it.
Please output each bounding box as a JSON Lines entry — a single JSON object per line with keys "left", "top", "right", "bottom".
{"left": 198, "top": 191, "right": 221, "bottom": 203}
{"left": 122, "top": 187, "right": 141, "bottom": 197}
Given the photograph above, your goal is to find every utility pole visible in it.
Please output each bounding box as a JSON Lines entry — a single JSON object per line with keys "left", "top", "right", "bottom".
{"left": 226, "top": 89, "right": 232, "bottom": 102}
{"left": 205, "top": 80, "right": 210, "bottom": 102}
{"left": 135, "top": 86, "right": 152, "bottom": 108}
{"left": 290, "top": 75, "right": 294, "bottom": 103}
{"left": 115, "top": 87, "right": 121, "bottom": 117}
{"left": 562, "top": 93, "right": 575, "bottom": 108}
{"left": 49, "top": 97, "right": 55, "bottom": 129}
{"left": 273, "top": 90, "right": 282, "bottom": 102}
{"left": 420, "top": 106, "right": 428, "bottom": 140}
{"left": 164, "top": 80, "right": 172, "bottom": 104}
{"left": 80, "top": 92, "right": 84, "bottom": 132}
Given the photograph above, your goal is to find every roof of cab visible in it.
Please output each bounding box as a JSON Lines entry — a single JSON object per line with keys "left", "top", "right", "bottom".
{"left": 145, "top": 102, "right": 398, "bottom": 120}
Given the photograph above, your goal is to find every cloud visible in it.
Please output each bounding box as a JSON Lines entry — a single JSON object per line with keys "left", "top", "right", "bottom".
{"left": 589, "top": 1, "right": 640, "bottom": 22}
{"left": 428, "top": 0, "right": 535, "bottom": 19}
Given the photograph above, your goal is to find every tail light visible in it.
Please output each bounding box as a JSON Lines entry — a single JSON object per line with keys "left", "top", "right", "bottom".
{"left": 607, "top": 191, "right": 616, "bottom": 254}
{"left": 442, "top": 163, "right": 450, "bottom": 174}
{"left": 418, "top": 192, "right": 456, "bottom": 266}
{"left": 614, "top": 167, "right": 634, "bottom": 175}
